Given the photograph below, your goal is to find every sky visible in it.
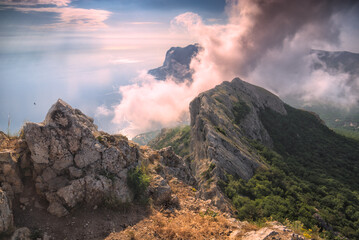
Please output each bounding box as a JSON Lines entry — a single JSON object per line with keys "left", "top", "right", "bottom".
{"left": 1, "top": 0, "right": 359, "bottom": 137}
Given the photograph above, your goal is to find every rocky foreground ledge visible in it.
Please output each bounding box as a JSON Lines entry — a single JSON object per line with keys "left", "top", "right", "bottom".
{"left": 0, "top": 99, "right": 193, "bottom": 239}
{"left": 0, "top": 99, "right": 306, "bottom": 239}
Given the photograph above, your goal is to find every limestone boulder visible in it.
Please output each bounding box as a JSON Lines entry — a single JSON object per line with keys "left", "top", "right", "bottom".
{"left": 22, "top": 99, "right": 140, "bottom": 216}
{"left": 0, "top": 150, "right": 23, "bottom": 199}
{"left": 149, "top": 174, "right": 172, "bottom": 205}
{"left": 159, "top": 147, "right": 194, "bottom": 184}
{"left": 11, "top": 227, "right": 31, "bottom": 240}
{"left": 0, "top": 189, "right": 14, "bottom": 234}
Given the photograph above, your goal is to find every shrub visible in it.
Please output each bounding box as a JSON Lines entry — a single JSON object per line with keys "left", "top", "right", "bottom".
{"left": 127, "top": 166, "right": 150, "bottom": 204}
{"left": 233, "top": 99, "right": 250, "bottom": 124}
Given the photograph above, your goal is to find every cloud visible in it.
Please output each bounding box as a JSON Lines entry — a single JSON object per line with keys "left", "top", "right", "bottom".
{"left": 127, "top": 22, "right": 162, "bottom": 25}
{"left": 15, "top": 7, "right": 111, "bottom": 30}
{"left": 0, "top": 0, "right": 70, "bottom": 6}
{"left": 109, "top": 58, "right": 142, "bottom": 64}
{"left": 96, "top": 105, "right": 113, "bottom": 117}
{"left": 110, "top": 0, "right": 359, "bottom": 136}
{"left": 111, "top": 68, "right": 226, "bottom": 137}
{"left": 173, "top": 0, "right": 358, "bottom": 105}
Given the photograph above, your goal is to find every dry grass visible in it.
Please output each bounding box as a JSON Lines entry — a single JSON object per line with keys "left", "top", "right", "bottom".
{"left": 105, "top": 178, "right": 259, "bottom": 240}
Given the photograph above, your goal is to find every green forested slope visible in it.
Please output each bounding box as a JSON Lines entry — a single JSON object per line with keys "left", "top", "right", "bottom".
{"left": 221, "top": 104, "right": 359, "bottom": 239}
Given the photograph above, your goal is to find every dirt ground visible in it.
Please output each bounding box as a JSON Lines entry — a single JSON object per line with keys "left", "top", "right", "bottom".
{"left": 12, "top": 178, "right": 151, "bottom": 240}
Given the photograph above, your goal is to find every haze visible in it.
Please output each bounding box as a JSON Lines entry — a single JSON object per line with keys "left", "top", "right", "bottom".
{"left": 1, "top": 0, "right": 358, "bottom": 137}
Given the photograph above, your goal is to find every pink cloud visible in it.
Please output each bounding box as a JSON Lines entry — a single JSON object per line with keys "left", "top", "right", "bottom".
{"left": 110, "top": 0, "right": 358, "bottom": 136}
{"left": 15, "top": 7, "right": 111, "bottom": 30}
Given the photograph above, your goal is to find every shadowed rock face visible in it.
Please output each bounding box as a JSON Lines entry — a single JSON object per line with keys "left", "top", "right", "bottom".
{"left": 23, "top": 99, "right": 138, "bottom": 217}
{"left": 189, "top": 78, "right": 287, "bottom": 209}
{"left": 0, "top": 189, "right": 13, "bottom": 234}
{"left": 148, "top": 44, "right": 200, "bottom": 83}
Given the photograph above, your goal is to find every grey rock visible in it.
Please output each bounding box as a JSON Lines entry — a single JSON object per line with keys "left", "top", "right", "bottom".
{"left": 0, "top": 150, "right": 23, "bottom": 197}
{"left": 242, "top": 228, "right": 280, "bottom": 240}
{"left": 148, "top": 44, "right": 200, "bottom": 83}
{"left": 189, "top": 78, "right": 287, "bottom": 209}
{"left": 47, "top": 201, "right": 69, "bottom": 217}
{"left": 159, "top": 147, "right": 194, "bottom": 184}
{"left": 11, "top": 227, "right": 31, "bottom": 240}
{"left": 21, "top": 99, "right": 139, "bottom": 216}
{"left": 0, "top": 189, "right": 14, "bottom": 234}
{"left": 68, "top": 166, "right": 82, "bottom": 179}
{"left": 83, "top": 175, "right": 112, "bottom": 205}
{"left": 149, "top": 174, "right": 172, "bottom": 205}
{"left": 57, "top": 179, "right": 85, "bottom": 208}
{"left": 112, "top": 177, "right": 133, "bottom": 203}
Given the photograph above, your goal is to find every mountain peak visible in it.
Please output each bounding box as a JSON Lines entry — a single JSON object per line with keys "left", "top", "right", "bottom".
{"left": 148, "top": 44, "right": 200, "bottom": 82}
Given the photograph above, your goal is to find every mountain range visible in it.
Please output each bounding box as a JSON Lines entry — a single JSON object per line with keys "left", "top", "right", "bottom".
{"left": 145, "top": 44, "right": 359, "bottom": 142}
{"left": 1, "top": 44, "right": 359, "bottom": 239}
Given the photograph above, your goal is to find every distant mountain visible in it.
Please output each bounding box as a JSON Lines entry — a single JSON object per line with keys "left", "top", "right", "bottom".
{"left": 131, "top": 130, "right": 160, "bottom": 146}
{"left": 304, "top": 50, "right": 359, "bottom": 135}
{"left": 150, "top": 78, "right": 359, "bottom": 239}
{"left": 149, "top": 45, "right": 359, "bottom": 136}
{"left": 311, "top": 49, "right": 359, "bottom": 75}
{"left": 148, "top": 44, "right": 200, "bottom": 82}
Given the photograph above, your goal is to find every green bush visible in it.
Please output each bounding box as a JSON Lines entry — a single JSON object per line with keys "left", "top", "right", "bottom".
{"left": 233, "top": 99, "right": 250, "bottom": 124}
{"left": 149, "top": 125, "right": 191, "bottom": 157}
{"left": 127, "top": 166, "right": 150, "bottom": 204}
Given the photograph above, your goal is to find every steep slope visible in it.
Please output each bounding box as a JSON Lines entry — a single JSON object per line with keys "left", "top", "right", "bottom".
{"left": 132, "top": 130, "right": 160, "bottom": 146}
{"left": 148, "top": 125, "right": 191, "bottom": 157}
{"left": 188, "top": 78, "right": 359, "bottom": 239}
{"left": 189, "top": 77, "right": 286, "bottom": 184}
{"left": 148, "top": 44, "right": 200, "bottom": 82}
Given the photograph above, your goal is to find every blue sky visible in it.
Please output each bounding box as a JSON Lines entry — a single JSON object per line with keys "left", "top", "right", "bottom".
{"left": 0, "top": 0, "right": 227, "bottom": 134}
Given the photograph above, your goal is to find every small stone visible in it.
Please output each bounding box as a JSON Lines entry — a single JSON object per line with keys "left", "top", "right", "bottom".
{"left": 19, "top": 197, "right": 29, "bottom": 205}
{"left": 47, "top": 201, "right": 69, "bottom": 217}
{"left": 11, "top": 227, "right": 31, "bottom": 240}
{"left": 42, "top": 232, "right": 51, "bottom": 240}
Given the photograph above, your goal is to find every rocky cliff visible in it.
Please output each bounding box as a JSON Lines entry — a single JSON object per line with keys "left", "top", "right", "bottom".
{"left": 189, "top": 78, "right": 287, "bottom": 209}
{"left": 0, "top": 99, "right": 194, "bottom": 239}
{"left": 22, "top": 99, "right": 140, "bottom": 217}
{"left": 148, "top": 44, "right": 200, "bottom": 83}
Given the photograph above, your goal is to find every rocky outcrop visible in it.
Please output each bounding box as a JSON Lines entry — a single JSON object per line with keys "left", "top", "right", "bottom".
{"left": 22, "top": 99, "right": 139, "bottom": 216}
{"left": 149, "top": 174, "right": 172, "bottom": 205}
{"left": 0, "top": 150, "right": 23, "bottom": 202}
{"left": 0, "top": 188, "right": 13, "bottom": 234}
{"left": 158, "top": 147, "right": 194, "bottom": 185}
{"left": 148, "top": 44, "right": 200, "bottom": 83}
{"left": 189, "top": 78, "right": 287, "bottom": 209}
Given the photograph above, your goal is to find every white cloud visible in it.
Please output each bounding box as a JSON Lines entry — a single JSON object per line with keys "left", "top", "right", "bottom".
{"left": 127, "top": 22, "right": 162, "bottom": 25}
{"left": 96, "top": 105, "right": 113, "bottom": 117}
{"left": 109, "top": 58, "right": 142, "bottom": 64}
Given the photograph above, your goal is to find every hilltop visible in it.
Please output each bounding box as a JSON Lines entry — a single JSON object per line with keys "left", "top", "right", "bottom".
{"left": 150, "top": 78, "right": 359, "bottom": 239}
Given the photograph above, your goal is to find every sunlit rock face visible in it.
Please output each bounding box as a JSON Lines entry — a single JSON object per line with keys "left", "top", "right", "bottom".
{"left": 148, "top": 44, "right": 200, "bottom": 83}
{"left": 189, "top": 78, "right": 287, "bottom": 210}
{"left": 23, "top": 99, "right": 138, "bottom": 216}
